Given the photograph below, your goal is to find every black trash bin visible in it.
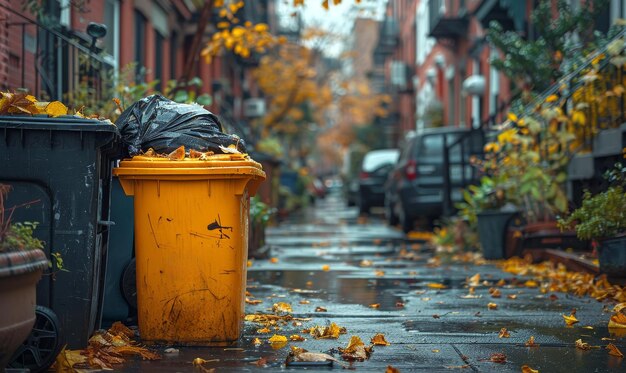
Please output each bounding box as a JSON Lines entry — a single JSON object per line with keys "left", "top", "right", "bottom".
{"left": 0, "top": 116, "right": 119, "bottom": 349}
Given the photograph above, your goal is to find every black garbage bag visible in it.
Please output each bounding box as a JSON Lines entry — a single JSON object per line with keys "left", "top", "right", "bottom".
{"left": 116, "top": 94, "right": 246, "bottom": 156}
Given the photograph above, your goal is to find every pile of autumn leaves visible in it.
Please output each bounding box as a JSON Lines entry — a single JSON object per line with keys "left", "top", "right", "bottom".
{"left": 0, "top": 92, "right": 69, "bottom": 117}
{"left": 243, "top": 299, "right": 390, "bottom": 367}
{"left": 499, "top": 257, "right": 626, "bottom": 303}
{"left": 55, "top": 322, "right": 160, "bottom": 370}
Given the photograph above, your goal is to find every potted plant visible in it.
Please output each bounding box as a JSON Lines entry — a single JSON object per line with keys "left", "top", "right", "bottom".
{"left": 558, "top": 163, "right": 626, "bottom": 277}
{"left": 0, "top": 184, "right": 49, "bottom": 369}
{"left": 457, "top": 174, "right": 519, "bottom": 259}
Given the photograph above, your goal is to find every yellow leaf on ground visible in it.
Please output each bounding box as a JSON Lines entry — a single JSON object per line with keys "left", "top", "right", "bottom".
{"left": 498, "top": 328, "right": 510, "bottom": 338}
{"left": 290, "top": 334, "right": 306, "bottom": 341}
{"left": 252, "top": 337, "right": 261, "bottom": 346}
{"left": 386, "top": 365, "right": 401, "bottom": 373}
{"left": 322, "top": 264, "right": 330, "bottom": 271}
{"left": 525, "top": 336, "right": 539, "bottom": 347}
{"left": 269, "top": 334, "right": 287, "bottom": 343}
{"left": 562, "top": 314, "right": 579, "bottom": 326}
{"left": 607, "top": 343, "right": 624, "bottom": 358}
{"left": 427, "top": 283, "right": 447, "bottom": 289}
{"left": 488, "top": 302, "right": 498, "bottom": 310}
{"left": 369, "top": 303, "right": 380, "bottom": 309}
{"left": 46, "top": 101, "right": 68, "bottom": 117}
{"left": 272, "top": 302, "right": 292, "bottom": 313}
{"left": 371, "top": 333, "right": 390, "bottom": 346}
{"left": 575, "top": 339, "right": 596, "bottom": 350}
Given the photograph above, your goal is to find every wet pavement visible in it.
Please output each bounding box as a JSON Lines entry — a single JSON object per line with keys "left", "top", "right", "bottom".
{"left": 119, "top": 191, "right": 624, "bottom": 372}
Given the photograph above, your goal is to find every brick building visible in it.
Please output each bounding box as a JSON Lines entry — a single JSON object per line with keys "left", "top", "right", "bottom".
{"left": 0, "top": 0, "right": 276, "bottom": 134}
{"left": 372, "top": 0, "right": 626, "bottom": 145}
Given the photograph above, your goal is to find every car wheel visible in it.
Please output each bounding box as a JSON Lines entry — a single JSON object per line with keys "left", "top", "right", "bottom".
{"left": 385, "top": 197, "right": 398, "bottom": 226}
{"left": 399, "top": 204, "right": 414, "bottom": 233}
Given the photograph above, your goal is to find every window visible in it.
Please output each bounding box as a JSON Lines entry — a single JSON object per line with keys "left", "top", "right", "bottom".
{"left": 103, "top": 0, "right": 119, "bottom": 70}
{"left": 155, "top": 32, "right": 163, "bottom": 91}
{"left": 170, "top": 31, "right": 178, "bottom": 79}
{"left": 134, "top": 10, "right": 146, "bottom": 82}
{"left": 489, "top": 48, "right": 499, "bottom": 116}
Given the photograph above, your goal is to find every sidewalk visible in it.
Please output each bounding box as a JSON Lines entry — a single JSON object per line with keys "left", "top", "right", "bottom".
{"left": 111, "top": 192, "right": 623, "bottom": 372}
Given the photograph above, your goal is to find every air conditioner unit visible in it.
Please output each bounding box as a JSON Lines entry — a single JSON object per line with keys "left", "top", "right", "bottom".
{"left": 243, "top": 98, "right": 266, "bottom": 117}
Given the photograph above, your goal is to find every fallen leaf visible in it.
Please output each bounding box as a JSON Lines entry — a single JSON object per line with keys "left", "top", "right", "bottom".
{"left": 467, "top": 273, "right": 481, "bottom": 286}
{"left": 272, "top": 302, "right": 292, "bottom": 313}
{"left": 322, "top": 264, "right": 330, "bottom": 271}
{"left": 427, "top": 282, "right": 447, "bottom": 289}
{"left": 521, "top": 365, "right": 539, "bottom": 373}
{"left": 396, "top": 302, "right": 405, "bottom": 308}
{"left": 309, "top": 322, "right": 346, "bottom": 339}
{"left": 257, "top": 327, "right": 271, "bottom": 334}
{"left": 575, "top": 339, "right": 596, "bottom": 350}
{"left": 299, "top": 299, "right": 310, "bottom": 304}
{"left": 246, "top": 298, "right": 262, "bottom": 305}
{"left": 562, "top": 314, "right": 579, "bottom": 326}
{"left": 607, "top": 343, "right": 624, "bottom": 358}
{"left": 490, "top": 288, "right": 502, "bottom": 298}
{"left": 290, "top": 334, "right": 306, "bottom": 341}
{"left": 386, "top": 366, "right": 401, "bottom": 373}
{"left": 315, "top": 306, "right": 327, "bottom": 312}
{"left": 360, "top": 259, "right": 373, "bottom": 267}
{"left": 371, "top": 333, "right": 390, "bottom": 346}
{"left": 252, "top": 338, "right": 262, "bottom": 346}
{"left": 375, "top": 270, "right": 386, "bottom": 277}
{"left": 45, "top": 101, "right": 68, "bottom": 117}
{"left": 288, "top": 348, "right": 341, "bottom": 365}
{"left": 489, "top": 352, "right": 507, "bottom": 364}
{"left": 525, "top": 280, "right": 539, "bottom": 288}
{"left": 507, "top": 294, "right": 518, "bottom": 299}
{"left": 433, "top": 314, "right": 441, "bottom": 319}
{"left": 270, "top": 257, "right": 279, "bottom": 263}
{"left": 498, "top": 328, "right": 510, "bottom": 338}
{"left": 164, "top": 347, "right": 179, "bottom": 354}
{"left": 254, "top": 357, "right": 267, "bottom": 367}
{"left": 525, "top": 336, "right": 539, "bottom": 347}
{"left": 168, "top": 145, "right": 185, "bottom": 160}
{"left": 488, "top": 302, "right": 498, "bottom": 310}
{"left": 549, "top": 294, "right": 559, "bottom": 301}
{"left": 339, "top": 336, "right": 372, "bottom": 361}
{"left": 369, "top": 303, "right": 380, "bottom": 309}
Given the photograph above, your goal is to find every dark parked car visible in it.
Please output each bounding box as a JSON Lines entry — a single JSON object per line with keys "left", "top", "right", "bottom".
{"left": 357, "top": 149, "right": 399, "bottom": 214}
{"left": 385, "top": 127, "right": 486, "bottom": 232}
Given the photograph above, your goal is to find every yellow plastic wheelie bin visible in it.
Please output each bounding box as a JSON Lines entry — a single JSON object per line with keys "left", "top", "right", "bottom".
{"left": 113, "top": 153, "right": 265, "bottom": 345}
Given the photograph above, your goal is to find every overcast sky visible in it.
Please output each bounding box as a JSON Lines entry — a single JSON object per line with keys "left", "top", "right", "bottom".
{"left": 276, "top": 0, "right": 385, "bottom": 56}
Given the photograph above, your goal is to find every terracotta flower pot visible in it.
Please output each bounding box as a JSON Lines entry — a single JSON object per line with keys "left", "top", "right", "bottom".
{"left": 0, "top": 249, "right": 48, "bottom": 369}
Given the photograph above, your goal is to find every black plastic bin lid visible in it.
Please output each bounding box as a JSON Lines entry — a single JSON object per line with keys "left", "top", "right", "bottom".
{"left": 0, "top": 115, "right": 119, "bottom": 133}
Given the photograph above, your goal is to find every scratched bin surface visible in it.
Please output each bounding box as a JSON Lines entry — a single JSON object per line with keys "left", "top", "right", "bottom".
{"left": 113, "top": 154, "right": 265, "bottom": 344}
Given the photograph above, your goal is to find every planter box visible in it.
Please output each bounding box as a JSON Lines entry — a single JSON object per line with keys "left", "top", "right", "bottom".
{"left": 599, "top": 236, "right": 626, "bottom": 278}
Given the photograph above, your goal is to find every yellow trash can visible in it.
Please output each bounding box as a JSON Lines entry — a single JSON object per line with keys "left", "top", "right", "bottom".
{"left": 113, "top": 153, "right": 265, "bottom": 345}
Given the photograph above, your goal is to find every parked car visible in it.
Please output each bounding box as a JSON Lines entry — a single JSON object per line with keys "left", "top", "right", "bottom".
{"left": 357, "top": 149, "right": 400, "bottom": 214}
{"left": 385, "top": 127, "right": 486, "bottom": 232}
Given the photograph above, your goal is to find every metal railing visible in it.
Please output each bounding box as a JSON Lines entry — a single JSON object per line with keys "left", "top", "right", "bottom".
{"left": 440, "top": 27, "right": 626, "bottom": 216}
{"left": 1, "top": 4, "right": 113, "bottom": 101}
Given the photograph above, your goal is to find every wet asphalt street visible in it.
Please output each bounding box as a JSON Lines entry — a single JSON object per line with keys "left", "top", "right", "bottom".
{"left": 121, "top": 190, "right": 624, "bottom": 372}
